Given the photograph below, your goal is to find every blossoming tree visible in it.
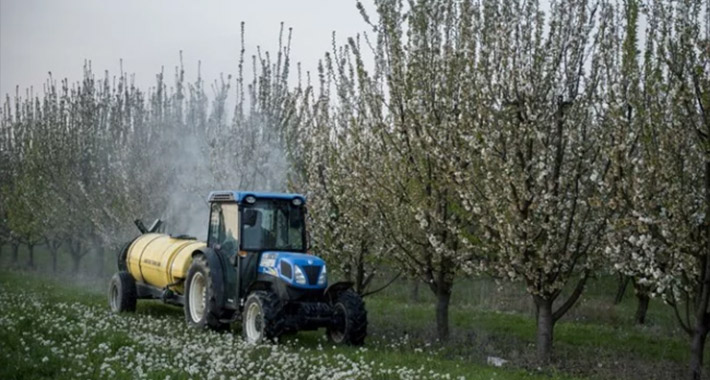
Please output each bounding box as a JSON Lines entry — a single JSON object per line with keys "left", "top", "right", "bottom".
{"left": 605, "top": 1, "right": 710, "bottom": 378}
{"left": 455, "top": 0, "right": 613, "bottom": 362}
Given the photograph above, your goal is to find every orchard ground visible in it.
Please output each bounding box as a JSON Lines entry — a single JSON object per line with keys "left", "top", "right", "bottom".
{"left": 0, "top": 246, "right": 704, "bottom": 379}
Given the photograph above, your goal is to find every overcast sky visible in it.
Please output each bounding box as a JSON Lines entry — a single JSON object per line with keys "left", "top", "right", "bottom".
{"left": 0, "top": 0, "right": 372, "bottom": 98}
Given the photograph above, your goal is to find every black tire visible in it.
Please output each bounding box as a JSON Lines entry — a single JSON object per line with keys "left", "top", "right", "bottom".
{"left": 108, "top": 271, "right": 137, "bottom": 313}
{"left": 184, "top": 255, "right": 228, "bottom": 331}
{"left": 327, "top": 289, "right": 367, "bottom": 345}
{"left": 242, "top": 290, "right": 285, "bottom": 343}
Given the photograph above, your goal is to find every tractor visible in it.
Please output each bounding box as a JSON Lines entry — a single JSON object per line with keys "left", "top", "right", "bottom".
{"left": 108, "top": 191, "right": 367, "bottom": 345}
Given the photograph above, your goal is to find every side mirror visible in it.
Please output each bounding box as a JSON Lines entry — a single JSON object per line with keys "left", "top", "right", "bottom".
{"left": 243, "top": 209, "right": 258, "bottom": 227}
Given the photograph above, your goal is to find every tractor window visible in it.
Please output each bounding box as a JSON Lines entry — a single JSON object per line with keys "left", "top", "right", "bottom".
{"left": 208, "top": 203, "right": 220, "bottom": 246}
{"left": 208, "top": 202, "right": 239, "bottom": 255}
{"left": 219, "top": 203, "right": 239, "bottom": 254}
{"left": 241, "top": 200, "right": 305, "bottom": 252}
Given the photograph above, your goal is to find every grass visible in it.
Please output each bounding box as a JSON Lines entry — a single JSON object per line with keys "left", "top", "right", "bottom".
{"left": 0, "top": 270, "right": 579, "bottom": 380}
{"left": 0, "top": 244, "right": 698, "bottom": 379}
{"left": 368, "top": 299, "right": 689, "bottom": 363}
{"left": 369, "top": 278, "right": 698, "bottom": 379}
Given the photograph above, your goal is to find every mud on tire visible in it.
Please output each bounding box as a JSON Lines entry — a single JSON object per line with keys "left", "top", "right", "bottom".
{"left": 242, "top": 290, "right": 285, "bottom": 343}
{"left": 108, "top": 271, "right": 137, "bottom": 313}
{"left": 327, "top": 289, "right": 367, "bottom": 345}
{"left": 184, "top": 255, "right": 228, "bottom": 331}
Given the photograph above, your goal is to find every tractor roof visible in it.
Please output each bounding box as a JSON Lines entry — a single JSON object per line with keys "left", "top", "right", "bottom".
{"left": 207, "top": 191, "right": 306, "bottom": 204}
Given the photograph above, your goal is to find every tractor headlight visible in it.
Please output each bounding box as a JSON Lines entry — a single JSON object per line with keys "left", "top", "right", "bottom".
{"left": 318, "top": 265, "right": 327, "bottom": 285}
{"left": 294, "top": 265, "right": 307, "bottom": 285}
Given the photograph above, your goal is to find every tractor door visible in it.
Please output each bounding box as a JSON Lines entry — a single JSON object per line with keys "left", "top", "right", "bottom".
{"left": 207, "top": 202, "right": 241, "bottom": 303}
{"left": 207, "top": 202, "right": 240, "bottom": 255}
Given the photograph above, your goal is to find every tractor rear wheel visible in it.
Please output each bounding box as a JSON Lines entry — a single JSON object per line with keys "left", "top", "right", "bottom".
{"left": 108, "top": 271, "right": 137, "bottom": 313}
{"left": 327, "top": 289, "right": 367, "bottom": 345}
{"left": 242, "top": 290, "right": 284, "bottom": 344}
{"left": 184, "top": 255, "right": 228, "bottom": 331}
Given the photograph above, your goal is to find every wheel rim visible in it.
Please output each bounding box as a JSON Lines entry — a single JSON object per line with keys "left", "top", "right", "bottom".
{"left": 189, "top": 272, "right": 207, "bottom": 322}
{"left": 245, "top": 301, "right": 263, "bottom": 343}
{"left": 109, "top": 282, "right": 119, "bottom": 312}
{"left": 329, "top": 303, "right": 347, "bottom": 343}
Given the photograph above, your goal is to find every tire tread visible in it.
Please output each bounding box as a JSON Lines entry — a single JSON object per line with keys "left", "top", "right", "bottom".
{"left": 184, "top": 255, "right": 228, "bottom": 331}
{"left": 243, "top": 290, "right": 285, "bottom": 343}
{"left": 109, "top": 271, "right": 137, "bottom": 313}
{"left": 328, "top": 289, "right": 367, "bottom": 345}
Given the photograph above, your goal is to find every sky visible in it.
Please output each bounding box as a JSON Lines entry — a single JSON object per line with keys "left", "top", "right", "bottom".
{"left": 0, "top": 0, "right": 373, "bottom": 99}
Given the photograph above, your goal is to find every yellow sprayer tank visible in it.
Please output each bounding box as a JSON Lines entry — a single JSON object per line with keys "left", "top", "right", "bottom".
{"left": 126, "top": 233, "right": 206, "bottom": 294}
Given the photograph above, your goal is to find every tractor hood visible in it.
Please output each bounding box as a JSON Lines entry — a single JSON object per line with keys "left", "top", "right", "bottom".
{"left": 258, "top": 251, "right": 327, "bottom": 289}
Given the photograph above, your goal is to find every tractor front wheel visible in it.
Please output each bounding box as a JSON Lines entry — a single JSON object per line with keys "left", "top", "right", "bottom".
{"left": 184, "top": 255, "right": 228, "bottom": 331}
{"left": 327, "top": 289, "right": 367, "bottom": 345}
{"left": 108, "top": 271, "right": 137, "bottom": 313}
{"left": 242, "top": 290, "right": 284, "bottom": 344}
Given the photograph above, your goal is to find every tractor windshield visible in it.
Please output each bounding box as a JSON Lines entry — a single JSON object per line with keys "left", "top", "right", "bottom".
{"left": 241, "top": 199, "right": 306, "bottom": 252}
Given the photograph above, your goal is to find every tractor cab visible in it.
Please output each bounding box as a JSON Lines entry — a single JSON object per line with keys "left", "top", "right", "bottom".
{"left": 206, "top": 191, "right": 326, "bottom": 302}
{"left": 207, "top": 192, "right": 306, "bottom": 256}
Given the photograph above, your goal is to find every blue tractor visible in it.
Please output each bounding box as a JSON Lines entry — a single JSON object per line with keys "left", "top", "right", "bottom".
{"left": 112, "top": 191, "right": 367, "bottom": 345}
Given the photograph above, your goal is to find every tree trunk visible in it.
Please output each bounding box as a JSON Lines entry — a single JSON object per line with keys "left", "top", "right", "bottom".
{"left": 27, "top": 244, "right": 35, "bottom": 269}
{"left": 634, "top": 292, "right": 650, "bottom": 325}
{"left": 48, "top": 242, "right": 58, "bottom": 274}
{"left": 690, "top": 313, "right": 709, "bottom": 380}
{"left": 435, "top": 283, "right": 452, "bottom": 341}
{"left": 355, "top": 243, "right": 366, "bottom": 294}
{"left": 70, "top": 239, "right": 83, "bottom": 274}
{"left": 411, "top": 279, "right": 420, "bottom": 303}
{"left": 52, "top": 249, "right": 58, "bottom": 273}
{"left": 46, "top": 239, "right": 62, "bottom": 274}
{"left": 355, "top": 259, "right": 364, "bottom": 294}
{"left": 342, "top": 262, "right": 352, "bottom": 282}
{"left": 614, "top": 274, "right": 630, "bottom": 304}
{"left": 534, "top": 295, "right": 555, "bottom": 364}
{"left": 11, "top": 243, "right": 19, "bottom": 264}
{"left": 71, "top": 255, "right": 81, "bottom": 274}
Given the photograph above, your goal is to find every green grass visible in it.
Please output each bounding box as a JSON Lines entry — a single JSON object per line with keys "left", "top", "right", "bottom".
{"left": 0, "top": 270, "right": 581, "bottom": 380}
{"left": 0, "top": 243, "right": 696, "bottom": 379}
{"left": 368, "top": 281, "right": 691, "bottom": 359}
{"left": 361, "top": 277, "right": 693, "bottom": 379}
